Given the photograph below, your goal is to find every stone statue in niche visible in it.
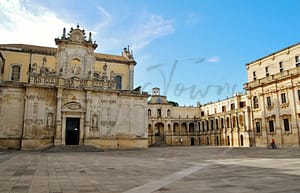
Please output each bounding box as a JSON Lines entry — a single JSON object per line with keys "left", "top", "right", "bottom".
{"left": 72, "top": 64, "right": 81, "bottom": 75}
{"left": 40, "top": 56, "right": 49, "bottom": 75}
{"left": 47, "top": 113, "right": 53, "bottom": 128}
{"left": 92, "top": 115, "right": 98, "bottom": 130}
{"left": 31, "top": 63, "right": 37, "bottom": 74}
{"left": 103, "top": 63, "right": 108, "bottom": 72}
{"left": 110, "top": 70, "right": 115, "bottom": 80}
{"left": 102, "top": 63, "right": 108, "bottom": 81}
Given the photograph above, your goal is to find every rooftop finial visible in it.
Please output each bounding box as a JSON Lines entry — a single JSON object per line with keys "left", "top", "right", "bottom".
{"left": 77, "top": 23, "right": 80, "bottom": 29}
{"left": 62, "top": 28, "right": 66, "bottom": 38}
{"left": 89, "top": 32, "right": 92, "bottom": 42}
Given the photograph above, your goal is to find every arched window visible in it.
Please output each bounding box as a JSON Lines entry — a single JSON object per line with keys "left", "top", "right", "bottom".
{"left": 115, "top": 75, "right": 122, "bottom": 89}
{"left": 221, "top": 118, "right": 224, "bottom": 129}
{"left": 232, "top": 116, "right": 236, "bottom": 128}
{"left": 226, "top": 117, "right": 230, "bottom": 128}
{"left": 167, "top": 109, "right": 171, "bottom": 117}
{"left": 189, "top": 123, "right": 194, "bottom": 133}
{"left": 148, "top": 109, "right": 151, "bottom": 117}
{"left": 206, "top": 120, "right": 209, "bottom": 131}
{"left": 173, "top": 123, "right": 179, "bottom": 133}
{"left": 239, "top": 115, "right": 244, "bottom": 126}
{"left": 253, "top": 96, "right": 259, "bottom": 108}
{"left": 157, "top": 109, "right": 161, "bottom": 118}
{"left": 11, "top": 65, "right": 21, "bottom": 81}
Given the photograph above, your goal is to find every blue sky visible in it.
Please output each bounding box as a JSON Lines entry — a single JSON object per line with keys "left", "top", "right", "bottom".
{"left": 1, "top": 0, "right": 300, "bottom": 105}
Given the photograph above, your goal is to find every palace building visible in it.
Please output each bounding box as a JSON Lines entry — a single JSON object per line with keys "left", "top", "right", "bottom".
{"left": 0, "top": 25, "right": 148, "bottom": 150}
{"left": 1, "top": 25, "right": 300, "bottom": 150}
{"left": 148, "top": 42, "right": 300, "bottom": 148}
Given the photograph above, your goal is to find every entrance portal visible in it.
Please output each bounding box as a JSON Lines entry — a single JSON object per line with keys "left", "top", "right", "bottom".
{"left": 191, "top": 137, "right": 195, "bottom": 146}
{"left": 65, "top": 118, "right": 80, "bottom": 145}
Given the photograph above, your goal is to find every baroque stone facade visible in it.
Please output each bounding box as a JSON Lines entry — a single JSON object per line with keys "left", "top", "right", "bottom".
{"left": 148, "top": 42, "right": 300, "bottom": 148}
{"left": 0, "top": 25, "right": 148, "bottom": 150}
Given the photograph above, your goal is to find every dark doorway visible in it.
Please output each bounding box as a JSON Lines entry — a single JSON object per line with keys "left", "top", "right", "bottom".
{"left": 65, "top": 118, "right": 80, "bottom": 145}
{"left": 240, "top": 135, "right": 244, "bottom": 146}
{"left": 191, "top": 137, "right": 195, "bottom": 146}
{"left": 227, "top": 136, "right": 230, "bottom": 146}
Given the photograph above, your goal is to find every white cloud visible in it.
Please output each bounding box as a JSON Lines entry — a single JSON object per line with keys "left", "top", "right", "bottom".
{"left": 0, "top": 1, "right": 175, "bottom": 54}
{"left": 92, "top": 6, "right": 112, "bottom": 34}
{"left": 0, "top": 0, "right": 72, "bottom": 47}
{"left": 96, "top": 13, "right": 175, "bottom": 53}
{"left": 207, "top": 56, "right": 220, "bottom": 63}
{"left": 130, "top": 15, "right": 175, "bottom": 51}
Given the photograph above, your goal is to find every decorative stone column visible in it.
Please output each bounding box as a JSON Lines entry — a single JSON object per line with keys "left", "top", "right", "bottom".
{"left": 54, "top": 88, "right": 63, "bottom": 145}
{"left": 129, "top": 63, "right": 134, "bottom": 90}
{"left": 84, "top": 91, "right": 91, "bottom": 141}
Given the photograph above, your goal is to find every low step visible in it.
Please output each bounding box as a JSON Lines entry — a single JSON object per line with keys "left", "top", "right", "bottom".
{"left": 41, "top": 145, "right": 104, "bottom": 152}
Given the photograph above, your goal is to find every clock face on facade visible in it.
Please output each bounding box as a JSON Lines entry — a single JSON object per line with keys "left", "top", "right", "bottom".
{"left": 156, "top": 97, "right": 161, "bottom": 103}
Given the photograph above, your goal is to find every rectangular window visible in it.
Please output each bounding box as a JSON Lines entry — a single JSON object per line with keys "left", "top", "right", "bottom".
{"left": 11, "top": 65, "right": 21, "bottom": 81}
{"left": 256, "top": 122, "right": 261, "bottom": 133}
{"left": 239, "top": 102, "right": 245, "bottom": 108}
{"left": 231, "top": 103, "right": 235, "bottom": 110}
{"left": 296, "top": 56, "right": 300, "bottom": 67}
{"left": 157, "top": 109, "right": 161, "bottom": 118}
{"left": 265, "top": 67, "right": 269, "bottom": 77}
{"left": 266, "top": 96, "right": 272, "bottom": 107}
{"left": 222, "top": 106, "right": 226, "bottom": 112}
{"left": 253, "top": 96, "right": 259, "bottom": 108}
{"left": 281, "top": 93, "right": 287, "bottom": 104}
{"left": 115, "top": 75, "right": 122, "bottom": 90}
{"left": 211, "top": 119, "right": 214, "bottom": 130}
{"left": 269, "top": 120, "right": 274, "bottom": 132}
{"left": 253, "top": 71, "right": 256, "bottom": 80}
{"left": 298, "top": 90, "right": 300, "bottom": 101}
{"left": 279, "top": 62, "right": 283, "bottom": 72}
{"left": 283, "top": 118, "right": 290, "bottom": 132}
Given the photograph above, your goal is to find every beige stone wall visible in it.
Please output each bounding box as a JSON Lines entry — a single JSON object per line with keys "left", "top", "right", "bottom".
{"left": 148, "top": 93, "right": 252, "bottom": 147}
{"left": 246, "top": 44, "right": 300, "bottom": 81}
{"left": 245, "top": 44, "right": 300, "bottom": 147}
{"left": 0, "top": 86, "right": 25, "bottom": 149}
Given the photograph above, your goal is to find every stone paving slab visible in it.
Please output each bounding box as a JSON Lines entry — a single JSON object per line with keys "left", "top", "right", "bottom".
{"left": 0, "top": 147, "right": 299, "bottom": 193}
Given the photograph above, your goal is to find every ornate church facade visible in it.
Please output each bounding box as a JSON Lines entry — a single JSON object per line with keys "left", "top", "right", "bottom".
{"left": 0, "top": 25, "right": 148, "bottom": 150}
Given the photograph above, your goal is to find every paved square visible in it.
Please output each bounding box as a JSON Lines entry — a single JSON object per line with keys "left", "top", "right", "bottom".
{"left": 0, "top": 147, "right": 299, "bottom": 193}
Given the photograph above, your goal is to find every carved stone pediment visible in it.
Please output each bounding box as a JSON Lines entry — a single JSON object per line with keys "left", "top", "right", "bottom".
{"left": 62, "top": 102, "right": 85, "bottom": 112}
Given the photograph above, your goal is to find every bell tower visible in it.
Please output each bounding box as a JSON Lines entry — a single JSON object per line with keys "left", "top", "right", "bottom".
{"left": 55, "top": 25, "right": 98, "bottom": 79}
